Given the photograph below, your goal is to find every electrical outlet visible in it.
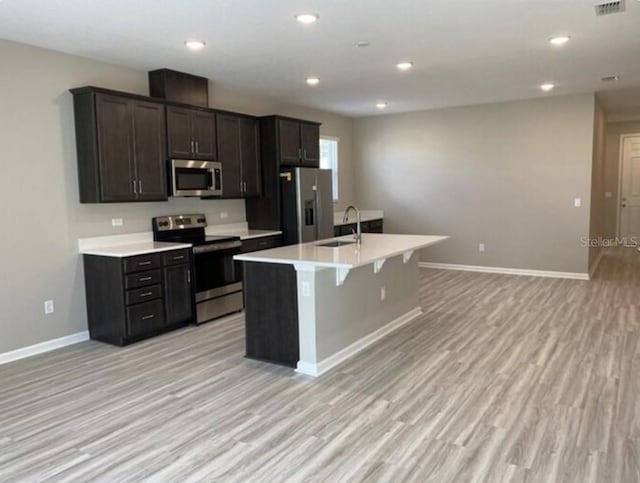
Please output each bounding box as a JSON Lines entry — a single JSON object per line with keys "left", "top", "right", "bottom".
{"left": 111, "top": 218, "right": 123, "bottom": 227}
{"left": 605, "top": 192, "right": 613, "bottom": 199}
{"left": 302, "top": 282, "right": 311, "bottom": 297}
{"left": 381, "top": 286, "right": 386, "bottom": 301}
{"left": 220, "top": 212, "right": 229, "bottom": 219}
{"left": 479, "top": 243, "right": 485, "bottom": 252}
{"left": 44, "top": 300, "right": 54, "bottom": 315}
{"left": 574, "top": 198, "right": 582, "bottom": 208}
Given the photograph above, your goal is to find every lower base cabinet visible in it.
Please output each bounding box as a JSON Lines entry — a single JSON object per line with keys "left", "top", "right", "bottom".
{"left": 334, "top": 218, "right": 384, "bottom": 237}
{"left": 83, "top": 249, "right": 193, "bottom": 346}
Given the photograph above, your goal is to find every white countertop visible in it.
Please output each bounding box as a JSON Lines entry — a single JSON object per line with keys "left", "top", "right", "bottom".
{"left": 334, "top": 210, "right": 384, "bottom": 227}
{"left": 80, "top": 241, "right": 192, "bottom": 258}
{"left": 235, "top": 233, "right": 449, "bottom": 269}
{"left": 205, "top": 223, "right": 282, "bottom": 240}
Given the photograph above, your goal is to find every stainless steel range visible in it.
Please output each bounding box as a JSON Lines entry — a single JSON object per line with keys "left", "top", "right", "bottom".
{"left": 152, "top": 214, "right": 243, "bottom": 325}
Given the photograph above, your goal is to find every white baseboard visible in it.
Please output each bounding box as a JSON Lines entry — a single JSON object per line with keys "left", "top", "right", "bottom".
{"left": 0, "top": 331, "right": 90, "bottom": 366}
{"left": 419, "top": 262, "right": 590, "bottom": 281}
{"left": 589, "top": 250, "right": 605, "bottom": 279}
{"left": 296, "top": 307, "right": 423, "bottom": 377}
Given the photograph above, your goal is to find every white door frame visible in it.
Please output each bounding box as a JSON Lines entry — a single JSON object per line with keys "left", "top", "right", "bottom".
{"left": 617, "top": 133, "right": 640, "bottom": 237}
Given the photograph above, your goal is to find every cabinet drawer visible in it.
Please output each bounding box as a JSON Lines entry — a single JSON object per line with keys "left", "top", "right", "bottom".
{"left": 162, "top": 249, "right": 190, "bottom": 266}
{"left": 125, "top": 284, "right": 162, "bottom": 305}
{"left": 241, "top": 235, "right": 282, "bottom": 253}
{"left": 124, "top": 269, "right": 161, "bottom": 289}
{"left": 126, "top": 299, "right": 165, "bottom": 337}
{"left": 123, "top": 253, "right": 161, "bottom": 273}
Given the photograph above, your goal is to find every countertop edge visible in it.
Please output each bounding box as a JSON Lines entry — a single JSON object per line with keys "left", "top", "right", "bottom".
{"left": 80, "top": 242, "right": 192, "bottom": 258}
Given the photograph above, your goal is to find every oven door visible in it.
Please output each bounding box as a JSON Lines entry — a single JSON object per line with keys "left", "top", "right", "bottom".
{"left": 193, "top": 245, "right": 242, "bottom": 301}
{"left": 171, "top": 160, "right": 222, "bottom": 197}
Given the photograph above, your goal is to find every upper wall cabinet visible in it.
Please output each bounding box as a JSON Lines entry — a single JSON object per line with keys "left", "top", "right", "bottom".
{"left": 261, "top": 116, "right": 321, "bottom": 167}
{"left": 166, "top": 106, "right": 217, "bottom": 160}
{"left": 71, "top": 87, "right": 167, "bottom": 203}
{"left": 216, "top": 113, "right": 261, "bottom": 198}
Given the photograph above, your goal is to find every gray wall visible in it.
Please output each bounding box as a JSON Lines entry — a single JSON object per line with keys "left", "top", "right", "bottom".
{"left": 589, "top": 97, "right": 607, "bottom": 268}
{"left": 0, "top": 39, "right": 355, "bottom": 354}
{"left": 353, "top": 94, "right": 596, "bottom": 273}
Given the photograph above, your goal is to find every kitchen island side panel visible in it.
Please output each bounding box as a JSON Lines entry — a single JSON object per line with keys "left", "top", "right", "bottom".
{"left": 297, "top": 253, "right": 421, "bottom": 368}
{"left": 243, "top": 261, "right": 299, "bottom": 366}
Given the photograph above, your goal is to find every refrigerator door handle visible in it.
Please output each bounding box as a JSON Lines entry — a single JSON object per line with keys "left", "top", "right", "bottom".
{"left": 313, "top": 186, "right": 320, "bottom": 241}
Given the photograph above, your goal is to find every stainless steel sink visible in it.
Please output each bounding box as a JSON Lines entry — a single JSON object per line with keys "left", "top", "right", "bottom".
{"left": 317, "top": 240, "right": 357, "bottom": 248}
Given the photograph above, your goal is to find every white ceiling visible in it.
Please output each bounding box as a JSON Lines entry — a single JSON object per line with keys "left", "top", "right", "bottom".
{"left": 0, "top": 0, "right": 639, "bottom": 117}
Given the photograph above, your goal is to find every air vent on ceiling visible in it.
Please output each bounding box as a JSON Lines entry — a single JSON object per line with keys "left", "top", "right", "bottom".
{"left": 595, "top": 0, "right": 625, "bottom": 16}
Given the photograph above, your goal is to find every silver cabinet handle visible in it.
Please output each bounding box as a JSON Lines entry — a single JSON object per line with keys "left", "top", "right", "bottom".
{"left": 190, "top": 140, "right": 194, "bottom": 153}
{"left": 140, "top": 292, "right": 153, "bottom": 297}
{"left": 142, "top": 314, "right": 155, "bottom": 320}
{"left": 138, "top": 261, "right": 152, "bottom": 266}
{"left": 172, "top": 255, "right": 185, "bottom": 261}
{"left": 304, "top": 149, "right": 307, "bottom": 160}
{"left": 132, "top": 179, "right": 137, "bottom": 194}
{"left": 139, "top": 276, "right": 152, "bottom": 282}
{"left": 138, "top": 180, "right": 142, "bottom": 193}
{"left": 243, "top": 181, "right": 247, "bottom": 193}
{"left": 298, "top": 148, "right": 302, "bottom": 160}
{"left": 187, "top": 270, "right": 191, "bottom": 283}
{"left": 195, "top": 141, "right": 199, "bottom": 154}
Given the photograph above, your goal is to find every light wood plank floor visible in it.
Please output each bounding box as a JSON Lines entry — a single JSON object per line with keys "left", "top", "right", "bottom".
{"left": 2, "top": 249, "right": 640, "bottom": 482}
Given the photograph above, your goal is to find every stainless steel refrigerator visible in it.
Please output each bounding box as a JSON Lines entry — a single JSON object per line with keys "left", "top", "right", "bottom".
{"left": 280, "top": 167, "right": 334, "bottom": 245}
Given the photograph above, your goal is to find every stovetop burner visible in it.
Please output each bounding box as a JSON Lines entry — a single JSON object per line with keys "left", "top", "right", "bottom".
{"left": 152, "top": 214, "right": 240, "bottom": 246}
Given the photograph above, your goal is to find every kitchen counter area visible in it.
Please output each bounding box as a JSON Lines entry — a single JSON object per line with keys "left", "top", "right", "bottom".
{"left": 236, "top": 233, "right": 449, "bottom": 377}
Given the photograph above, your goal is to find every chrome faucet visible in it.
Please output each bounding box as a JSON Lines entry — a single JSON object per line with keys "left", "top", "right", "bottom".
{"left": 343, "top": 205, "right": 362, "bottom": 245}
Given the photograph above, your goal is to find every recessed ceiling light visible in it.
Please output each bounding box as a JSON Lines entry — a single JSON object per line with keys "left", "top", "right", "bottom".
{"left": 540, "top": 83, "right": 555, "bottom": 92}
{"left": 376, "top": 102, "right": 388, "bottom": 109}
{"left": 295, "top": 13, "right": 319, "bottom": 24}
{"left": 396, "top": 62, "right": 414, "bottom": 71}
{"left": 601, "top": 75, "right": 620, "bottom": 82}
{"left": 549, "top": 35, "right": 571, "bottom": 46}
{"left": 185, "top": 40, "right": 206, "bottom": 51}
{"left": 356, "top": 40, "right": 371, "bottom": 48}
{"left": 306, "top": 77, "right": 320, "bottom": 86}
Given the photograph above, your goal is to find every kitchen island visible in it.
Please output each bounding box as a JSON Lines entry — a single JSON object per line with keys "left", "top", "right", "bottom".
{"left": 235, "top": 233, "right": 449, "bottom": 377}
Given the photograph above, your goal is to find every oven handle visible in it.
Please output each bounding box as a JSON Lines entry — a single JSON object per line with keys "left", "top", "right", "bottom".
{"left": 192, "top": 241, "right": 242, "bottom": 254}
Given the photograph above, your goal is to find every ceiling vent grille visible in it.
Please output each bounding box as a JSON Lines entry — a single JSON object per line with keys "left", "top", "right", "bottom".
{"left": 595, "top": 0, "right": 625, "bottom": 15}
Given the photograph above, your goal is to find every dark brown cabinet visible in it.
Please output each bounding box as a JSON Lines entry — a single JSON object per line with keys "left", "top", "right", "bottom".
{"left": 216, "top": 113, "right": 261, "bottom": 198}
{"left": 71, "top": 87, "right": 167, "bottom": 203}
{"left": 334, "top": 219, "right": 384, "bottom": 237}
{"left": 83, "top": 248, "right": 193, "bottom": 346}
{"left": 166, "top": 106, "right": 217, "bottom": 160}
{"left": 264, "top": 116, "right": 321, "bottom": 167}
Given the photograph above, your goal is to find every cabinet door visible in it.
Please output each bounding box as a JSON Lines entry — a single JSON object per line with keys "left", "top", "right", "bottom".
{"left": 95, "top": 94, "right": 136, "bottom": 201}
{"left": 240, "top": 117, "right": 261, "bottom": 197}
{"left": 217, "top": 114, "right": 242, "bottom": 197}
{"left": 192, "top": 111, "right": 217, "bottom": 160}
{"left": 163, "top": 264, "right": 193, "bottom": 326}
{"left": 277, "top": 119, "right": 301, "bottom": 165}
{"left": 300, "top": 123, "right": 320, "bottom": 167}
{"left": 166, "top": 106, "right": 193, "bottom": 159}
{"left": 132, "top": 101, "right": 167, "bottom": 201}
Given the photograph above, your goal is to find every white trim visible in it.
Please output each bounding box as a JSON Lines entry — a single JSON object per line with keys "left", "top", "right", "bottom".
{"left": 419, "top": 262, "right": 589, "bottom": 280}
{"left": 616, "top": 133, "right": 640, "bottom": 238}
{"left": 320, "top": 134, "right": 340, "bottom": 142}
{"left": 0, "top": 331, "right": 89, "bottom": 366}
{"left": 589, "top": 249, "right": 605, "bottom": 279}
{"left": 295, "top": 307, "right": 423, "bottom": 377}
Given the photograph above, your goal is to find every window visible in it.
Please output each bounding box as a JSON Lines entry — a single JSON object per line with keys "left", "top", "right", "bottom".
{"left": 320, "top": 136, "right": 339, "bottom": 201}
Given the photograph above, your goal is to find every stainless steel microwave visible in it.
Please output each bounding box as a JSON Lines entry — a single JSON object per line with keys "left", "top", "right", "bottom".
{"left": 169, "top": 159, "right": 222, "bottom": 197}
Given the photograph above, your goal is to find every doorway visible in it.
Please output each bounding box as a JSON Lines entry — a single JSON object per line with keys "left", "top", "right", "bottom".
{"left": 618, "top": 134, "right": 640, "bottom": 240}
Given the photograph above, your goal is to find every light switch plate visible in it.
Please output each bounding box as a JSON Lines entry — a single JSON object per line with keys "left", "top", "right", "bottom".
{"left": 479, "top": 243, "right": 486, "bottom": 252}
{"left": 220, "top": 212, "right": 229, "bottom": 219}
{"left": 111, "top": 218, "right": 123, "bottom": 227}
{"left": 44, "top": 300, "right": 54, "bottom": 314}
{"left": 302, "top": 282, "right": 311, "bottom": 297}
{"left": 574, "top": 198, "right": 582, "bottom": 208}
